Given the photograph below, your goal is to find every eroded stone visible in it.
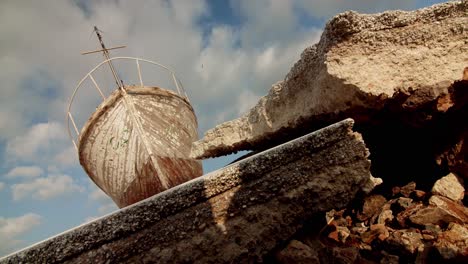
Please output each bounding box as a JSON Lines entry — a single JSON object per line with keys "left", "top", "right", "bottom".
{"left": 431, "top": 173, "right": 465, "bottom": 202}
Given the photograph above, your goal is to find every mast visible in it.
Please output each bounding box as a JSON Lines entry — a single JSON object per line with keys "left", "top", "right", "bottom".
{"left": 82, "top": 26, "right": 126, "bottom": 89}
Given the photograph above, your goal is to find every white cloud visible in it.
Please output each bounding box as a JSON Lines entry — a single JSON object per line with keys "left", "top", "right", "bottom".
{"left": 5, "top": 166, "right": 43, "bottom": 179}
{"left": 0, "top": 213, "right": 42, "bottom": 256}
{"left": 237, "top": 90, "right": 262, "bottom": 116}
{"left": 0, "top": 182, "right": 5, "bottom": 191}
{"left": 232, "top": 0, "right": 298, "bottom": 49}
{"left": 6, "top": 122, "right": 68, "bottom": 162}
{"left": 4, "top": 122, "right": 78, "bottom": 171}
{"left": 53, "top": 146, "right": 79, "bottom": 168}
{"left": 89, "top": 187, "right": 109, "bottom": 203}
{"left": 0, "top": 213, "right": 42, "bottom": 238}
{"left": 11, "top": 174, "right": 84, "bottom": 201}
{"left": 295, "top": 0, "right": 418, "bottom": 19}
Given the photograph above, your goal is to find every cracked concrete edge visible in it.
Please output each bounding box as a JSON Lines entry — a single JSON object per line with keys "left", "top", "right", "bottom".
{"left": 1, "top": 118, "right": 378, "bottom": 263}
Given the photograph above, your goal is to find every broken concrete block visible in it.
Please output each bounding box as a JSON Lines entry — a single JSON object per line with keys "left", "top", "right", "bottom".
{"left": 191, "top": 1, "right": 468, "bottom": 160}
{"left": 0, "top": 119, "right": 377, "bottom": 264}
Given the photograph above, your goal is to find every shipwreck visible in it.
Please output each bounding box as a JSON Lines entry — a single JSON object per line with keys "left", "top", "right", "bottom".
{"left": 66, "top": 27, "right": 202, "bottom": 208}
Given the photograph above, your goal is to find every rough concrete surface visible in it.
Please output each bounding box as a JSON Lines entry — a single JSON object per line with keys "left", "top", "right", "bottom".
{"left": 191, "top": 1, "right": 468, "bottom": 159}
{"left": 0, "top": 119, "right": 377, "bottom": 263}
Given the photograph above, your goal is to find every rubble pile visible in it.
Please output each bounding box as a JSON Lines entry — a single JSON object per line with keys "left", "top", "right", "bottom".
{"left": 273, "top": 173, "right": 467, "bottom": 263}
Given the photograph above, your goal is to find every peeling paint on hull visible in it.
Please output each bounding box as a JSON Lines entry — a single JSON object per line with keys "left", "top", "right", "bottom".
{"left": 78, "top": 85, "right": 203, "bottom": 208}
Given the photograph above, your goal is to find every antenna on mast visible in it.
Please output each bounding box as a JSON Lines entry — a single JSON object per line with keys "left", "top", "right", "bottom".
{"left": 81, "top": 26, "right": 126, "bottom": 89}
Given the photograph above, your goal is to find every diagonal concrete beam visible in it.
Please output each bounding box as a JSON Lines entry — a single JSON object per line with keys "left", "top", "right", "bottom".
{"left": 1, "top": 118, "right": 379, "bottom": 263}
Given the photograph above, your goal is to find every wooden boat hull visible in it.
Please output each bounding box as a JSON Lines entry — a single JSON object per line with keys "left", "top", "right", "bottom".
{"left": 78, "top": 86, "right": 203, "bottom": 208}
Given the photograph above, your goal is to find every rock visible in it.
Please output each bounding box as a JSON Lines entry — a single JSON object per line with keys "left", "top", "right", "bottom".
{"left": 1, "top": 119, "right": 377, "bottom": 264}
{"left": 400, "top": 182, "right": 417, "bottom": 198}
{"left": 410, "top": 190, "right": 427, "bottom": 201}
{"left": 423, "top": 224, "right": 442, "bottom": 237}
{"left": 428, "top": 195, "right": 468, "bottom": 224}
{"left": 337, "top": 226, "right": 351, "bottom": 243}
{"left": 396, "top": 203, "right": 424, "bottom": 228}
{"left": 191, "top": 1, "right": 468, "bottom": 159}
{"left": 431, "top": 173, "right": 465, "bottom": 202}
{"left": 385, "top": 230, "right": 424, "bottom": 256}
{"left": 358, "top": 195, "right": 387, "bottom": 221}
{"left": 326, "top": 209, "right": 347, "bottom": 226}
{"left": 369, "top": 199, "right": 393, "bottom": 224}
{"left": 361, "top": 224, "right": 389, "bottom": 244}
{"left": 422, "top": 234, "right": 436, "bottom": 241}
{"left": 409, "top": 206, "right": 462, "bottom": 227}
{"left": 409, "top": 194, "right": 468, "bottom": 227}
{"left": 361, "top": 176, "right": 384, "bottom": 194}
{"left": 328, "top": 226, "right": 351, "bottom": 244}
{"left": 377, "top": 209, "right": 394, "bottom": 225}
{"left": 351, "top": 224, "right": 368, "bottom": 235}
{"left": 434, "top": 223, "right": 468, "bottom": 260}
{"left": 396, "top": 197, "right": 414, "bottom": 210}
{"left": 275, "top": 240, "right": 319, "bottom": 264}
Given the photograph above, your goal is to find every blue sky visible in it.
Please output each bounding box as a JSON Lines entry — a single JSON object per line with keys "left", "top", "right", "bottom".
{"left": 0, "top": 0, "right": 450, "bottom": 257}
